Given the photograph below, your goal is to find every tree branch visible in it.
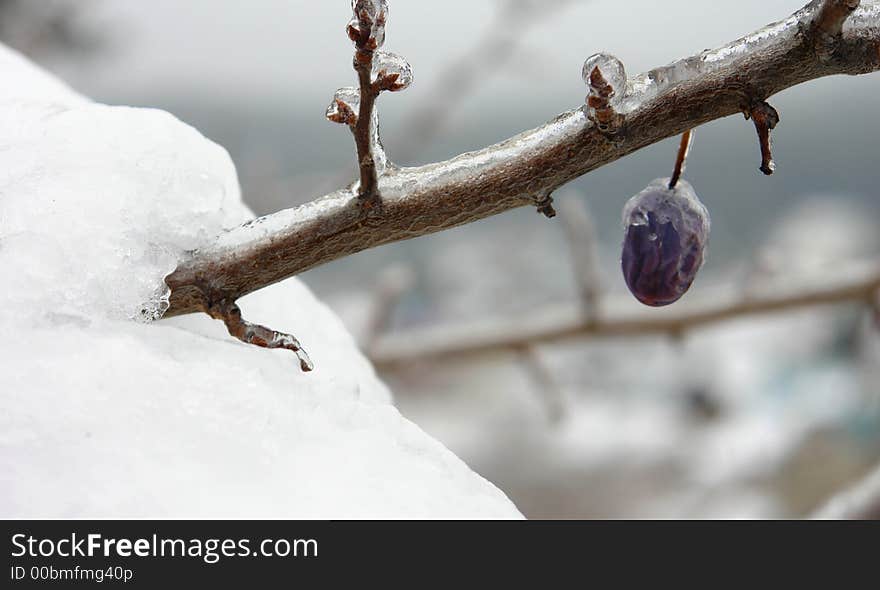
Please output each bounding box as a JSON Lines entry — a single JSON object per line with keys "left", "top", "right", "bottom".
{"left": 164, "top": 0, "right": 880, "bottom": 322}
{"left": 366, "top": 262, "right": 880, "bottom": 370}
{"left": 348, "top": 1, "right": 386, "bottom": 208}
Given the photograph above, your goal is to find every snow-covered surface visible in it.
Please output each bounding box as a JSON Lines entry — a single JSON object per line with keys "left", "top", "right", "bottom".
{"left": 0, "top": 44, "right": 521, "bottom": 518}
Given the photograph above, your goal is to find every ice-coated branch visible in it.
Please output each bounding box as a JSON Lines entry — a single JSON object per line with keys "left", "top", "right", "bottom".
{"left": 366, "top": 262, "right": 880, "bottom": 370}
{"left": 336, "top": 1, "right": 412, "bottom": 210}
{"left": 206, "top": 298, "right": 314, "bottom": 372}
{"left": 164, "top": 0, "right": 880, "bottom": 320}
{"left": 348, "top": 0, "right": 387, "bottom": 208}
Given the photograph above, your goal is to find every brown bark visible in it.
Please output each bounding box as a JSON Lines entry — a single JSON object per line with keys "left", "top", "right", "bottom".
{"left": 164, "top": 1, "right": 880, "bottom": 319}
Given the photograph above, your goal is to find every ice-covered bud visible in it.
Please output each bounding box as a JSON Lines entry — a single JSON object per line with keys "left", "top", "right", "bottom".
{"left": 621, "top": 178, "right": 710, "bottom": 307}
{"left": 582, "top": 53, "right": 626, "bottom": 110}
{"left": 373, "top": 51, "right": 413, "bottom": 91}
{"left": 325, "top": 86, "right": 361, "bottom": 126}
{"left": 348, "top": 0, "right": 388, "bottom": 50}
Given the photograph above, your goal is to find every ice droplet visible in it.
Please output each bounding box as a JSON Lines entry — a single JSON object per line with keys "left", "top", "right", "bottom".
{"left": 582, "top": 53, "right": 626, "bottom": 108}
{"left": 373, "top": 51, "right": 413, "bottom": 91}
{"left": 350, "top": 0, "right": 388, "bottom": 49}
{"left": 325, "top": 86, "right": 360, "bottom": 125}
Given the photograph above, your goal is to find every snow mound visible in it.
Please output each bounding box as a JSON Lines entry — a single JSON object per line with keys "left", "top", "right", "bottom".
{"left": 0, "top": 44, "right": 520, "bottom": 518}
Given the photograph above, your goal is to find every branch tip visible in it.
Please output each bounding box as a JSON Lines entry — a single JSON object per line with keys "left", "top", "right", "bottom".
{"left": 585, "top": 66, "right": 624, "bottom": 133}
{"left": 326, "top": 90, "right": 360, "bottom": 127}
{"left": 207, "top": 299, "right": 314, "bottom": 372}
{"left": 534, "top": 192, "right": 557, "bottom": 218}
{"left": 747, "top": 101, "right": 780, "bottom": 176}
{"left": 582, "top": 54, "right": 626, "bottom": 134}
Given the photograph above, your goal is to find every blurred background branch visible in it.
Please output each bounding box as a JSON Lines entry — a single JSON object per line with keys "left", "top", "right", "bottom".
{"left": 368, "top": 259, "right": 880, "bottom": 370}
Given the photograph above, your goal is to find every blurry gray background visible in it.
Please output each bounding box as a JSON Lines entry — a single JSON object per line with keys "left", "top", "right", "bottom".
{"left": 11, "top": 0, "right": 880, "bottom": 518}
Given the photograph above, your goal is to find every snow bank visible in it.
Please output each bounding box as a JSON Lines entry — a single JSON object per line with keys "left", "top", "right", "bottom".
{"left": 0, "top": 44, "right": 520, "bottom": 518}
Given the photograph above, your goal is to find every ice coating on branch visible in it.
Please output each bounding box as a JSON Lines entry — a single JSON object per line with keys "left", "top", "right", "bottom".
{"left": 618, "top": 3, "right": 827, "bottom": 113}
{"left": 621, "top": 179, "right": 710, "bottom": 307}
{"left": 348, "top": 0, "right": 388, "bottom": 50}
{"left": 325, "top": 86, "right": 360, "bottom": 125}
{"left": 369, "top": 110, "right": 388, "bottom": 176}
{"left": 582, "top": 53, "right": 627, "bottom": 109}
{"left": 373, "top": 51, "right": 413, "bottom": 91}
{"left": 844, "top": 0, "right": 880, "bottom": 31}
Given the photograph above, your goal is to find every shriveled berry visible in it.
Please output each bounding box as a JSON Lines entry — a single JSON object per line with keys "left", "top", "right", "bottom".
{"left": 621, "top": 178, "right": 710, "bottom": 307}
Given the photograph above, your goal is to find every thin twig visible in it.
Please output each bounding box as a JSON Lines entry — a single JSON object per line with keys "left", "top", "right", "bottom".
{"left": 349, "top": 2, "right": 387, "bottom": 209}
{"left": 206, "top": 299, "right": 314, "bottom": 372}
{"left": 668, "top": 130, "right": 694, "bottom": 189}
{"left": 164, "top": 1, "right": 880, "bottom": 319}
{"left": 354, "top": 52, "right": 380, "bottom": 205}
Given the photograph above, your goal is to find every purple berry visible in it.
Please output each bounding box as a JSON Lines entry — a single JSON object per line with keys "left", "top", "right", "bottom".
{"left": 621, "top": 178, "right": 710, "bottom": 307}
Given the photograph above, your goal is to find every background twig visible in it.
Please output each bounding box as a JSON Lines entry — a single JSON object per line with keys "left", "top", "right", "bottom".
{"left": 368, "top": 262, "right": 880, "bottom": 370}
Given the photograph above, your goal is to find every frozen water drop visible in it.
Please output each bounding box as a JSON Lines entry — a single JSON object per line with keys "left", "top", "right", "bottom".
{"left": 373, "top": 51, "right": 413, "bottom": 91}
{"left": 582, "top": 53, "right": 626, "bottom": 108}
{"left": 350, "top": 0, "right": 388, "bottom": 49}
{"left": 346, "top": 17, "right": 361, "bottom": 42}
{"left": 325, "top": 86, "right": 360, "bottom": 125}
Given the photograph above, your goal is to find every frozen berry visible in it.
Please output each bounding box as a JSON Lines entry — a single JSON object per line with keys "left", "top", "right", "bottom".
{"left": 621, "top": 178, "right": 710, "bottom": 306}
